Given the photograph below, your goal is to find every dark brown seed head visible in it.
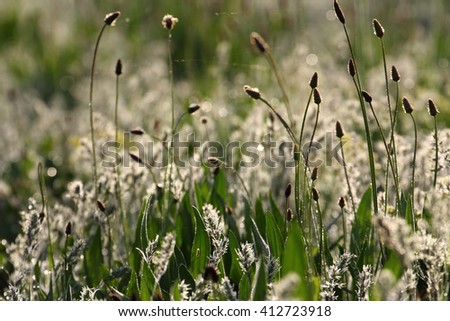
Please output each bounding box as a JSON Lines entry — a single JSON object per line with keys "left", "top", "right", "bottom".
{"left": 212, "top": 165, "right": 220, "bottom": 176}
{"left": 373, "top": 19, "right": 385, "bottom": 38}
{"left": 97, "top": 200, "right": 106, "bottom": 213}
{"left": 207, "top": 157, "right": 221, "bottom": 166}
{"left": 402, "top": 96, "right": 414, "bottom": 114}
{"left": 201, "top": 117, "right": 208, "bottom": 124}
{"left": 338, "top": 197, "right": 346, "bottom": 208}
{"left": 243, "top": 85, "right": 261, "bottom": 100}
{"left": 130, "top": 128, "right": 145, "bottom": 135}
{"left": 287, "top": 208, "right": 294, "bottom": 222}
{"left": 362, "top": 91, "right": 373, "bottom": 103}
{"left": 313, "top": 88, "right": 322, "bottom": 105}
{"left": 285, "top": 183, "right": 292, "bottom": 198}
{"left": 312, "top": 187, "right": 320, "bottom": 202}
{"left": 336, "top": 120, "right": 345, "bottom": 138}
{"left": 104, "top": 11, "right": 121, "bottom": 26}
{"left": 129, "top": 152, "right": 144, "bottom": 165}
{"left": 204, "top": 263, "right": 220, "bottom": 283}
{"left": 225, "top": 206, "right": 233, "bottom": 216}
{"left": 348, "top": 58, "right": 356, "bottom": 77}
{"left": 162, "top": 14, "right": 178, "bottom": 30}
{"left": 39, "top": 212, "right": 45, "bottom": 223}
{"left": 311, "top": 167, "right": 319, "bottom": 181}
{"left": 391, "top": 65, "right": 401, "bottom": 82}
{"left": 188, "top": 103, "right": 201, "bottom": 114}
{"left": 115, "top": 59, "right": 122, "bottom": 76}
{"left": 65, "top": 222, "right": 72, "bottom": 236}
{"left": 309, "top": 72, "right": 319, "bottom": 89}
{"left": 334, "top": 0, "right": 346, "bottom": 24}
{"left": 250, "top": 32, "right": 269, "bottom": 53}
{"left": 427, "top": 99, "right": 439, "bottom": 117}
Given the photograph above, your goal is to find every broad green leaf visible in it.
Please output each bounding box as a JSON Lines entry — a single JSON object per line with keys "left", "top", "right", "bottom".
{"left": 238, "top": 274, "right": 251, "bottom": 300}
{"left": 282, "top": 223, "right": 317, "bottom": 300}
{"left": 126, "top": 271, "right": 140, "bottom": 300}
{"left": 225, "top": 230, "right": 243, "bottom": 284}
{"left": 251, "top": 258, "right": 267, "bottom": 301}
{"left": 255, "top": 198, "right": 266, "bottom": 239}
{"left": 140, "top": 263, "right": 156, "bottom": 301}
{"left": 190, "top": 206, "right": 211, "bottom": 277}
{"left": 84, "top": 226, "right": 106, "bottom": 286}
{"left": 269, "top": 193, "right": 285, "bottom": 233}
{"left": 176, "top": 193, "right": 194, "bottom": 264}
{"left": 265, "top": 211, "right": 283, "bottom": 260}
{"left": 383, "top": 249, "right": 404, "bottom": 280}
{"left": 351, "top": 186, "right": 372, "bottom": 262}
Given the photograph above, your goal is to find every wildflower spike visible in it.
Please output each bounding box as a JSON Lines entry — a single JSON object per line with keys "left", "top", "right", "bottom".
{"left": 402, "top": 96, "right": 414, "bottom": 114}
{"left": 373, "top": 19, "right": 385, "bottom": 38}
{"left": 104, "top": 11, "right": 121, "bottom": 26}
{"left": 334, "top": 0, "right": 346, "bottom": 24}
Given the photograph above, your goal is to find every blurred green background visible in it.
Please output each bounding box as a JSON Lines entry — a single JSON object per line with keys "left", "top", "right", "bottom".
{"left": 1, "top": 0, "right": 449, "bottom": 241}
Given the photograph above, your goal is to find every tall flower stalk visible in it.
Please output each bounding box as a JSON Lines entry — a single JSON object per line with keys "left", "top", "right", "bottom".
{"left": 334, "top": 1, "right": 378, "bottom": 214}
{"left": 89, "top": 11, "right": 120, "bottom": 201}
{"left": 427, "top": 99, "right": 440, "bottom": 188}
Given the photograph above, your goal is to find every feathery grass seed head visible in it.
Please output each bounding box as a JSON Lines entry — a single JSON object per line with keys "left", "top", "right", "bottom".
{"left": 373, "top": 19, "right": 385, "bottom": 38}
{"left": 402, "top": 96, "right": 414, "bottom": 114}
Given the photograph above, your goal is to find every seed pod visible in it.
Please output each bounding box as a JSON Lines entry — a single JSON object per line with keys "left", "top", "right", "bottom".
{"left": 427, "top": 99, "right": 439, "bottom": 117}
{"left": 313, "top": 88, "right": 322, "bottom": 105}
{"left": 115, "top": 59, "right": 122, "bottom": 76}
{"left": 402, "top": 96, "right": 414, "bottom": 114}
{"left": 97, "top": 200, "right": 106, "bottom": 213}
{"left": 362, "top": 91, "right": 373, "bottom": 103}
{"left": 391, "top": 65, "right": 401, "bottom": 82}
{"left": 312, "top": 187, "right": 320, "bottom": 202}
{"left": 104, "top": 11, "right": 121, "bottom": 26}
{"left": 204, "top": 263, "right": 220, "bottom": 283}
{"left": 309, "top": 72, "right": 319, "bottom": 89}
{"left": 285, "top": 183, "right": 292, "bottom": 198}
{"left": 188, "top": 103, "right": 201, "bottom": 114}
{"left": 129, "top": 152, "right": 144, "bottom": 165}
{"left": 373, "top": 19, "right": 385, "bottom": 38}
{"left": 130, "top": 128, "right": 145, "bottom": 135}
{"left": 243, "top": 85, "right": 261, "bottom": 100}
{"left": 311, "top": 167, "right": 319, "bottom": 181}
{"left": 338, "top": 197, "right": 346, "bottom": 208}
{"left": 250, "top": 32, "right": 269, "bottom": 53}
{"left": 334, "top": 0, "right": 346, "bottom": 24}
{"left": 336, "top": 120, "right": 345, "bottom": 138}
{"left": 65, "top": 222, "right": 72, "bottom": 236}
{"left": 348, "top": 58, "right": 356, "bottom": 77}
{"left": 287, "top": 208, "right": 294, "bottom": 222}
{"left": 161, "top": 14, "right": 178, "bottom": 30}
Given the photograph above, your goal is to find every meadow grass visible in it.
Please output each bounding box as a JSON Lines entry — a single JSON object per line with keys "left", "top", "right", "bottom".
{"left": 0, "top": 1, "right": 449, "bottom": 301}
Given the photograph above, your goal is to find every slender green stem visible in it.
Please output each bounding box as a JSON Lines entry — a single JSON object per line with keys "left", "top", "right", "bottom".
{"left": 265, "top": 52, "right": 295, "bottom": 127}
{"left": 339, "top": 139, "right": 356, "bottom": 216}
{"left": 433, "top": 115, "right": 439, "bottom": 188}
{"left": 305, "top": 103, "right": 320, "bottom": 168}
{"left": 299, "top": 89, "right": 314, "bottom": 148}
{"left": 38, "top": 164, "right": 55, "bottom": 277}
{"left": 367, "top": 101, "right": 400, "bottom": 212}
{"left": 89, "top": 24, "right": 107, "bottom": 201}
{"left": 351, "top": 77, "right": 378, "bottom": 215}
{"left": 410, "top": 113, "right": 418, "bottom": 231}
{"left": 259, "top": 97, "right": 299, "bottom": 145}
{"left": 342, "top": 24, "right": 378, "bottom": 214}
{"left": 315, "top": 197, "right": 325, "bottom": 276}
{"left": 114, "top": 70, "right": 128, "bottom": 248}
{"left": 340, "top": 206, "right": 347, "bottom": 251}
